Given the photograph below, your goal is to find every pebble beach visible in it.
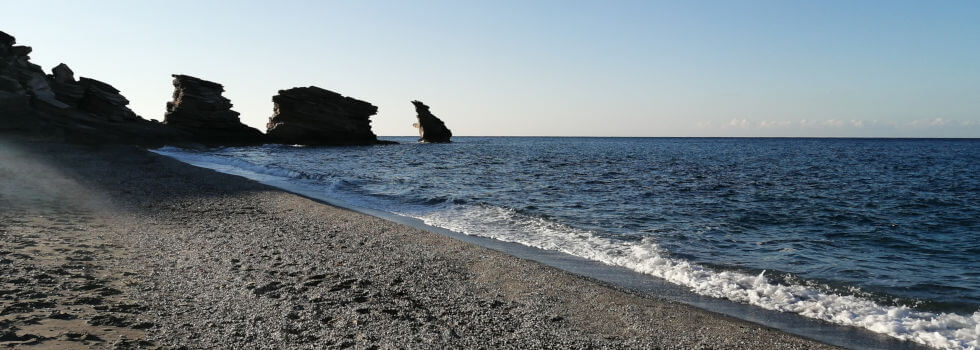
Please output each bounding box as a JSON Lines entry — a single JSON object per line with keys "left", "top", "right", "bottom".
{"left": 0, "top": 137, "right": 843, "bottom": 349}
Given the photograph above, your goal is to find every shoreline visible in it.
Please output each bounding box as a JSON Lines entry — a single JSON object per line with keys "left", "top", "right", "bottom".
{"left": 0, "top": 136, "right": 910, "bottom": 349}
{"left": 152, "top": 143, "right": 934, "bottom": 350}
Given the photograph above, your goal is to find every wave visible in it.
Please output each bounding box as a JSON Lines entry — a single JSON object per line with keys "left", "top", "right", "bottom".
{"left": 411, "top": 204, "right": 978, "bottom": 350}
{"left": 152, "top": 147, "right": 979, "bottom": 350}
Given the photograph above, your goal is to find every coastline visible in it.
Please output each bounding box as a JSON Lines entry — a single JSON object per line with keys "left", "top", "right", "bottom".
{"left": 0, "top": 136, "right": 860, "bottom": 349}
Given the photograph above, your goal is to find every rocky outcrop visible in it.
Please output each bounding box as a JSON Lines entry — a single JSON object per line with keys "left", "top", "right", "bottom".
{"left": 411, "top": 100, "right": 452, "bottom": 143}
{"left": 48, "top": 63, "right": 85, "bottom": 107}
{"left": 1, "top": 30, "right": 143, "bottom": 123}
{"left": 266, "top": 86, "right": 379, "bottom": 145}
{"left": 76, "top": 77, "right": 141, "bottom": 122}
{"left": 163, "top": 74, "right": 264, "bottom": 145}
{"left": 0, "top": 75, "right": 31, "bottom": 117}
{"left": 1, "top": 30, "right": 182, "bottom": 145}
{"left": 51, "top": 63, "right": 74, "bottom": 82}
{"left": 0, "top": 35, "right": 67, "bottom": 110}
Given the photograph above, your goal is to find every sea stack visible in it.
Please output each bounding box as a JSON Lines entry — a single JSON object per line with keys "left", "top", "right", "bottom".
{"left": 411, "top": 100, "right": 452, "bottom": 143}
{"left": 163, "top": 74, "right": 265, "bottom": 145}
{"left": 266, "top": 86, "right": 379, "bottom": 145}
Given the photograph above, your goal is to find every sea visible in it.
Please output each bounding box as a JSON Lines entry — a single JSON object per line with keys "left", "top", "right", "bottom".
{"left": 153, "top": 137, "right": 979, "bottom": 349}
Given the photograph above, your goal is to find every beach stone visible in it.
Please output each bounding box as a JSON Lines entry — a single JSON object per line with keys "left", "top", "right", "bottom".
{"left": 163, "top": 74, "right": 265, "bottom": 145}
{"left": 266, "top": 86, "right": 379, "bottom": 145}
{"left": 411, "top": 100, "right": 452, "bottom": 143}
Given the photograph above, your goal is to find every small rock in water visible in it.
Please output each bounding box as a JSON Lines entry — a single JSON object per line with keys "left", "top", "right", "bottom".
{"left": 411, "top": 100, "right": 452, "bottom": 143}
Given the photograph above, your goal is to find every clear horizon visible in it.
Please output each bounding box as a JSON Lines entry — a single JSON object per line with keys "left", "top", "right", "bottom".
{"left": 3, "top": 0, "right": 978, "bottom": 137}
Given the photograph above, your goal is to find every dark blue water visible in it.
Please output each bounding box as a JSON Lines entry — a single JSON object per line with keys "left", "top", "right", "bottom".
{"left": 155, "top": 137, "right": 980, "bottom": 348}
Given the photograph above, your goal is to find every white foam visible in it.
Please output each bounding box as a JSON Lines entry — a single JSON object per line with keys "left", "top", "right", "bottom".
{"left": 413, "top": 204, "right": 979, "bottom": 350}
{"left": 152, "top": 147, "right": 979, "bottom": 350}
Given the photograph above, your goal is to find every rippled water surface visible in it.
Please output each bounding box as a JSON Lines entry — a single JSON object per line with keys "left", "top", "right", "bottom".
{"left": 155, "top": 137, "right": 980, "bottom": 348}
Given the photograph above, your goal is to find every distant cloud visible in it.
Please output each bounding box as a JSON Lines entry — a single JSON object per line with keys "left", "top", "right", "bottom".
{"left": 697, "top": 118, "right": 979, "bottom": 133}
{"left": 822, "top": 119, "right": 844, "bottom": 127}
{"left": 908, "top": 118, "right": 952, "bottom": 127}
{"left": 729, "top": 118, "right": 750, "bottom": 128}
{"left": 799, "top": 119, "right": 818, "bottom": 127}
{"left": 758, "top": 120, "right": 792, "bottom": 128}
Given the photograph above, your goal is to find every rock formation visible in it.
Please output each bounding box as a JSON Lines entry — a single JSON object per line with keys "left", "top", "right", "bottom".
{"left": 2, "top": 29, "right": 402, "bottom": 147}
{"left": 1, "top": 31, "right": 43, "bottom": 125}
{"left": 1, "top": 29, "right": 181, "bottom": 145}
{"left": 47, "top": 63, "right": 85, "bottom": 107}
{"left": 0, "top": 34, "right": 67, "bottom": 110}
{"left": 266, "top": 86, "right": 380, "bottom": 145}
{"left": 51, "top": 63, "right": 74, "bottom": 82}
{"left": 163, "top": 74, "right": 265, "bottom": 145}
{"left": 411, "top": 100, "right": 452, "bottom": 143}
{"left": 0, "top": 31, "right": 144, "bottom": 122}
{"left": 76, "top": 77, "right": 141, "bottom": 122}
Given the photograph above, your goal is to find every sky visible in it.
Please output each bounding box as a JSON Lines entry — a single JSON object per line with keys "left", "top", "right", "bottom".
{"left": 2, "top": 0, "right": 979, "bottom": 137}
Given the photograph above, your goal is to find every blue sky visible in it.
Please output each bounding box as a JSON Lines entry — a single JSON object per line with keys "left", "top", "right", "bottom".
{"left": 2, "top": 0, "right": 978, "bottom": 137}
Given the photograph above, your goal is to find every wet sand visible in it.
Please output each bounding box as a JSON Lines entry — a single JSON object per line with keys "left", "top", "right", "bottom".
{"left": 0, "top": 136, "right": 840, "bottom": 349}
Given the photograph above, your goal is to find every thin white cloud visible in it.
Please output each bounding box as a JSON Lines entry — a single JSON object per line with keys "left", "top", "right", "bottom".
{"left": 907, "top": 118, "right": 955, "bottom": 127}
{"left": 729, "top": 118, "right": 750, "bottom": 128}
{"left": 823, "top": 119, "right": 844, "bottom": 127}
{"left": 799, "top": 119, "right": 818, "bottom": 127}
{"left": 697, "top": 118, "right": 976, "bottom": 131}
{"left": 759, "top": 120, "right": 792, "bottom": 128}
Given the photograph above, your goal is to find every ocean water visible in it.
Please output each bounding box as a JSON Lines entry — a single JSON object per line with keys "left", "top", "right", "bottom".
{"left": 153, "top": 137, "right": 979, "bottom": 349}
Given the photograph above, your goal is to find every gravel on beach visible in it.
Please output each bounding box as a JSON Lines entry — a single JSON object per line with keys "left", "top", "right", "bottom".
{"left": 0, "top": 137, "right": 840, "bottom": 349}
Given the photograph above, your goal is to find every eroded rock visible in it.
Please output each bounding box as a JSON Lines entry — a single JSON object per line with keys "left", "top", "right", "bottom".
{"left": 51, "top": 63, "right": 74, "bottom": 83}
{"left": 163, "top": 74, "right": 264, "bottom": 145}
{"left": 266, "top": 86, "right": 379, "bottom": 145}
{"left": 45, "top": 63, "right": 84, "bottom": 107}
{"left": 77, "top": 77, "right": 139, "bottom": 122}
{"left": 0, "top": 29, "right": 182, "bottom": 144}
{"left": 0, "top": 33, "right": 67, "bottom": 109}
{"left": 411, "top": 100, "right": 452, "bottom": 143}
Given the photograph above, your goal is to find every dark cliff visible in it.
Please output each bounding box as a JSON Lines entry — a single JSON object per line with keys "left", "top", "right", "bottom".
{"left": 0, "top": 30, "right": 181, "bottom": 146}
